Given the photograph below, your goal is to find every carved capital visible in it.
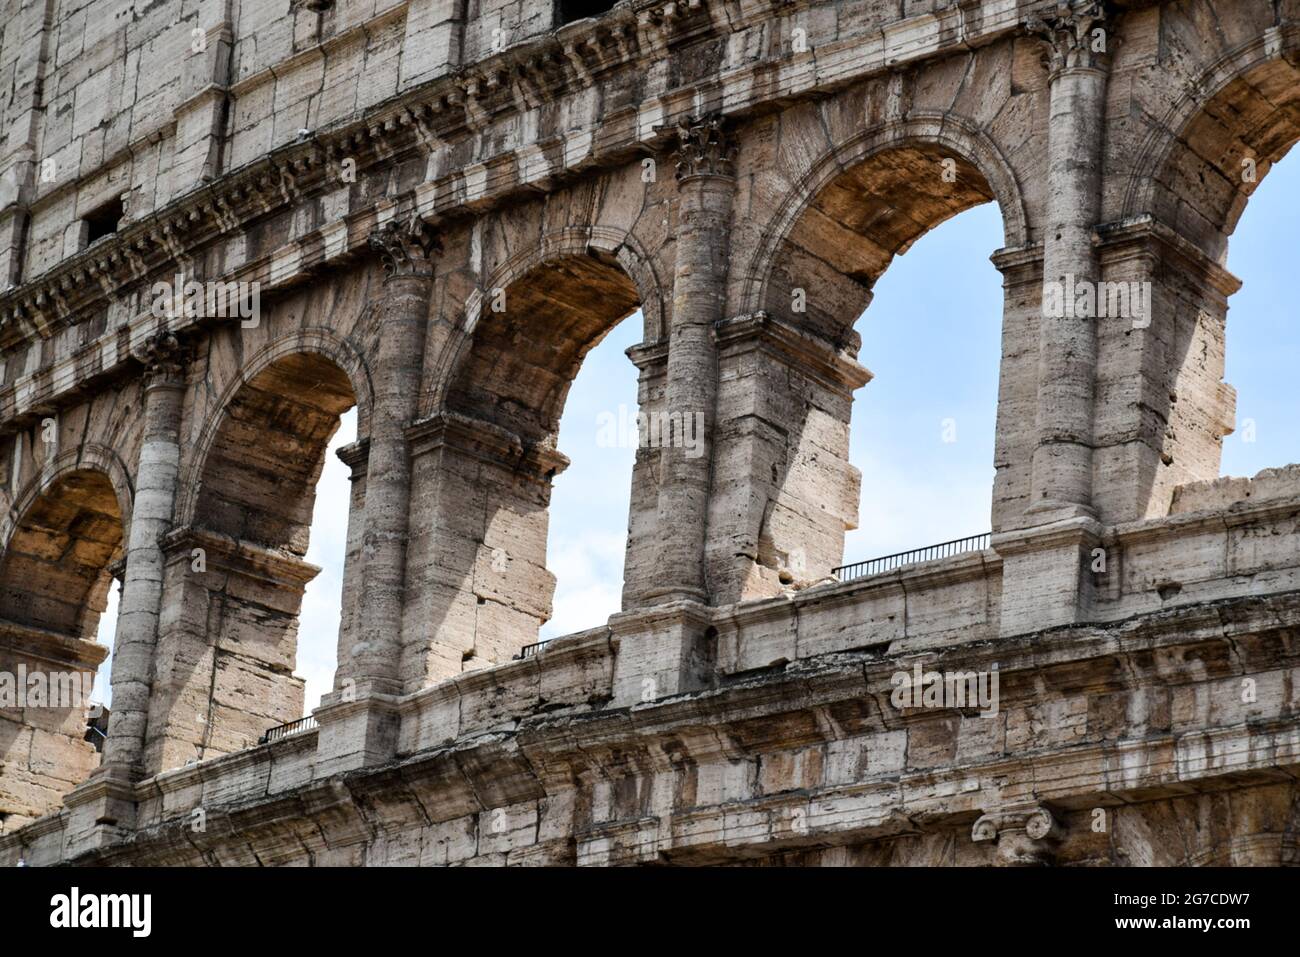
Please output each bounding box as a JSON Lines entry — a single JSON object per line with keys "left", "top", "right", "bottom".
{"left": 972, "top": 805, "right": 1061, "bottom": 865}
{"left": 368, "top": 216, "right": 439, "bottom": 279}
{"left": 141, "top": 330, "right": 187, "bottom": 388}
{"left": 672, "top": 115, "right": 737, "bottom": 182}
{"left": 1026, "top": 1, "right": 1112, "bottom": 77}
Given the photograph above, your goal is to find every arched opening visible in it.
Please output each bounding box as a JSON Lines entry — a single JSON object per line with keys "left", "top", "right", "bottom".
{"left": 1219, "top": 152, "right": 1300, "bottom": 476}
{"left": 1133, "top": 53, "right": 1300, "bottom": 512}
{"left": 148, "top": 352, "right": 356, "bottom": 771}
{"left": 541, "top": 312, "right": 642, "bottom": 639}
{"left": 844, "top": 202, "right": 1004, "bottom": 564}
{"left": 0, "top": 468, "right": 121, "bottom": 827}
{"left": 298, "top": 407, "right": 358, "bottom": 714}
{"left": 723, "top": 137, "right": 1014, "bottom": 597}
{"left": 409, "top": 249, "right": 643, "bottom": 677}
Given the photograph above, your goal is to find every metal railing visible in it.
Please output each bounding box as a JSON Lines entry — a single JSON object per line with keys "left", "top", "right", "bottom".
{"left": 832, "top": 533, "right": 991, "bottom": 583}
{"left": 258, "top": 714, "right": 318, "bottom": 745}
{"left": 514, "top": 639, "right": 551, "bottom": 660}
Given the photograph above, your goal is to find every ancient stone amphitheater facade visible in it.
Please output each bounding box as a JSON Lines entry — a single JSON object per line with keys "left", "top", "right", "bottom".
{"left": 1, "top": 0, "right": 1299, "bottom": 866}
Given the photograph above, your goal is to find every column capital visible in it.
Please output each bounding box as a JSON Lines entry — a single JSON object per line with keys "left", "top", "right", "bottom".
{"left": 140, "top": 329, "right": 188, "bottom": 389}
{"left": 1026, "top": 1, "right": 1113, "bottom": 77}
{"left": 368, "top": 214, "right": 440, "bottom": 279}
{"left": 972, "top": 804, "right": 1061, "bottom": 865}
{"left": 671, "top": 114, "right": 737, "bottom": 182}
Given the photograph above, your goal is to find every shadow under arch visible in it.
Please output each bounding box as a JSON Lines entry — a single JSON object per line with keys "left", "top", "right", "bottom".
{"left": 1120, "top": 29, "right": 1300, "bottom": 256}
{"left": 0, "top": 452, "right": 129, "bottom": 826}
{"left": 740, "top": 113, "right": 1029, "bottom": 333}
{"left": 421, "top": 225, "right": 666, "bottom": 420}
{"left": 147, "top": 339, "right": 363, "bottom": 772}
{"left": 402, "top": 234, "right": 658, "bottom": 686}
{"left": 175, "top": 329, "right": 374, "bottom": 532}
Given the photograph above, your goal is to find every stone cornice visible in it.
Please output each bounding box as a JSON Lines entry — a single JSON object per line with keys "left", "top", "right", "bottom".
{"left": 989, "top": 242, "right": 1045, "bottom": 283}
{"left": 161, "top": 526, "right": 322, "bottom": 588}
{"left": 625, "top": 337, "right": 669, "bottom": 373}
{"left": 0, "top": 0, "right": 1037, "bottom": 357}
{"left": 714, "top": 311, "right": 871, "bottom": 395}
{"left": 14, "top": 586, "right": 1300, "bottom": 865}
{"left": 336, "top": 437, "right": 371, "bottom": 476}
{"left": 0, "top": 616, "right": 109, "bottom": 670}
{"left": 1094, "top": 214, "right": 1243, "bottom": 297}
{"left": 406, "top": 410, "right": 570, "bottom": 482}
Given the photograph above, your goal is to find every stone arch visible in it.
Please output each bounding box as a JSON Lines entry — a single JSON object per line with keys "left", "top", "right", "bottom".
{"left": 1109, "top": 36, "right": 1300, "bottom": 515}
{"left": 146, "top": 337, "right": 364, "bottom": 770}
{"left": 1, "top": 443, "right": 133, "bottom": 559}
{"left": 422, "top": 224, "right": 666, "bottom": 420}
{"left": 0, "top": 453, "right": 127, "bottom": 828}
{"left": 401, "top": 227, "right": 660, "bottom": 683}
{"left": 1121, "top": 32, "right": 1300, "bottom": 260}
{"left": 708, "top": 114, "right": 1025, "bottom": 601}
{"left": 740, "top": 113, "right": 1029, "bottom": 333}
{"left": 175, "top": 329, "right": 374, "bottom": 532}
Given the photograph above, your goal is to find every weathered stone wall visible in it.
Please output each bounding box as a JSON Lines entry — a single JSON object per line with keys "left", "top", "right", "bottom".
{"left": 2, "top": 0, "right": 1300, "bottom": 864}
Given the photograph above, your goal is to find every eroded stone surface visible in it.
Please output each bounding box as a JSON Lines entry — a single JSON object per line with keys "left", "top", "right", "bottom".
{"left": 1, "top": 0, "right": 1299, "bottom": 864}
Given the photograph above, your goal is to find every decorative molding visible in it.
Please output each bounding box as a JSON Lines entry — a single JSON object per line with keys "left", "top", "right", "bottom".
{"left": 671, "top": 115, "right": 737, "bottom": 181}
{"left": 714, "top": 311, "right": 871, "bottom": 395}
{"left": 368, "top": 216, "right": 439, "bottom": 279}
{"left": 971, "top": 805, "right": 1061, "bottom": 864}
{"left": 406, "top": 410, "right": 570, "bottom": 483}
{"left": 140, "top": 330, "right": 188, "bottom": 389}
{"left": 162, "top": 526, "right": 322, "bottom": 589}
{"left": 1026, "top": 1, "right": 1113, "bottom": 77}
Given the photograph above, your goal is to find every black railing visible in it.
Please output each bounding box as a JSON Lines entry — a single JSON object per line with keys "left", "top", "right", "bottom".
{"left": 258, "top": 715, "right": 318, "bottom": 745}
{"left": 832, "top": 533, "right": 991, "bottom": 583}
{"left": 514, "top": 639, "right": 551, "bottom": 660}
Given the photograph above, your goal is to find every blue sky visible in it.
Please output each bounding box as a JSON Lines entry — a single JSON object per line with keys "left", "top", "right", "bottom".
{"left": 95, "top": 157, "right": 1300, "bottom": 714}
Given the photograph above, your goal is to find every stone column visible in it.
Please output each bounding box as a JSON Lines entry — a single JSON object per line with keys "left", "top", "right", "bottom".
{"left": 316, "top": 216, "right": 435, "bottom": 774}
{"left": 994, "top": 3, "right": 1112, "bottom": 636}
{"left": 645, "top": 115, "right": 736, "bottom": 605}
{"left": 1026, "top": 1, "right": 1112, "bottom": 521}
{"left": 64, "top": 330, "right": 186, "bottom": 854}
{"left": 349, "top": 215, "right": 438, "bottom": 693}
{"left": 100, "top": 330, "right": 187, "bottom": 775}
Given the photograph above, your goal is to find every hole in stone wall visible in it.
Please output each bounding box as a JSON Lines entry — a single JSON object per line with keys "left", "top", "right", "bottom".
{"left": 91, "top": 576, "right": 120, "bottom": 713}
{"left": 556, "top": 0, "right": 619, "bottom": 26}
{"left": 83, "top": 197, "right": 124, "bottom": 246}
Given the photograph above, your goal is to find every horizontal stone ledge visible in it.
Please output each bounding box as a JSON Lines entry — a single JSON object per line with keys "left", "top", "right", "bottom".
{"left": 1093, "top": 214, "right": 1243, "bottom": 297}
{"left": 578, "top": 728, "right": 1300, "bottom": 864}
{"left": 160, "top": 526, "right": 322, "bottom": 589}
{"left": 714, "top": 311, "right": 872, "bottom": 392}
{"left": 406, "top": 410, "right": 570, "bottom": 481}
{"left": 0, "top": 617, "right": 110, "bottom": 670}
